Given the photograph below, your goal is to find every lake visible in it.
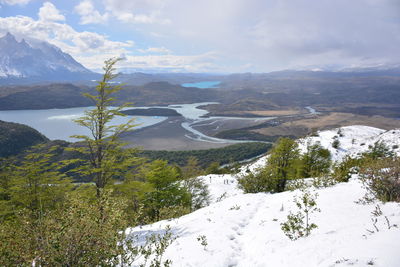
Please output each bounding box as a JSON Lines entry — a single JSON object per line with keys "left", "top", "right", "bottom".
{"left": 0, "top": 107, "right": 167, "bottom": 141}
{"left": 0, "top": 102, "right": 218, "bottom": 142}
{"left": 181, "top": 81, "right": 221, "bottom": 89}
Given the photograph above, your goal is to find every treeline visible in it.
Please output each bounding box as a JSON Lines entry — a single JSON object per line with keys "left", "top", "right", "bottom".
{"left": 2, "top": 140, "right": 270, "bottom": 183}
{"left": 139, "top": 142, "right": 272, "bottom": 168}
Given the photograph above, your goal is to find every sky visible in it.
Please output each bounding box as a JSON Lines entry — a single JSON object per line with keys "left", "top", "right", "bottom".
{"left": 0, "top": 0, "right": 399, "bottom": 73}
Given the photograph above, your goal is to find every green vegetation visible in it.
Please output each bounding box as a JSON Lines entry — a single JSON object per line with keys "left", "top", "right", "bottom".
{"left": 238, "top": 138, "right": 331, "bottom": 193}
{"left": 237, "top": 136, "right": 400, "bottom": 208}
{"left": 0, "top": 58, "right": 177, "bottom": 265}
{"left": 70, "top": 57, "right": 138, "bottom": 198}
{"left": 238, "top": 138, "right": 300, "bottom": 193}
{"left": 214, "top": 129, "right": 281, "bottom": 142}
{"left": 180, "top": 157, "right": 210, "bottom": 211}
{"left": 0, "top": 120, "right": 48, "bottom": 157}
{"left": 140, "top": 142, "right": 272, "bottom": 168}
{"left": 298, "top": 141, "right": 331, "bottom": 178}
{"left": 281, "top": 189, "right": 321, "bottom": 240}
{"left": 332, "top": 141, "right": 396, "bottom": 183}
{"left": 122, "top": 107, "right": 182, "bottom": 116}
{"left": 141, "top": 160, "right": 191, "bottom": 221}
{"left": 359, "top": 157, "right": 400, "bottom": 202}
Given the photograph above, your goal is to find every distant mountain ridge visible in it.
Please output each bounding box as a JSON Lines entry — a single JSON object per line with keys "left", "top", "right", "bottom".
{"left": 0, "top": 32, "right": 96, "bottom": 83}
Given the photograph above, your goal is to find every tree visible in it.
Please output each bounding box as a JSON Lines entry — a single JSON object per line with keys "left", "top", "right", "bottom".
{"left": 142, "top": 160, "right": 191, "bottom": 221}
{"left": 72, "top": 57, "right": 138, "bottom": 198}
{"left": 238, "top": 138, "right": 300, "bottom": 193}
{"left": 267, "top": 137, "right": 300, "bottom": 192}
{"left": 180, "top": 157, "right": 210, "bottom": 211}
{"left": 0, "top": 191, "right": 174, "bottom": 266}
{"left": 299, "top": 141, "right": 331, "bottom": 178}
{"left": 2, "top": 145, "right": 71, "bottom": 220}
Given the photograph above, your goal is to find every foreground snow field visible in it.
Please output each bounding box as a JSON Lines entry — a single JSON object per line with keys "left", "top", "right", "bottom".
{"left": 126, "top": 125, "right": 400, "bottom": 267}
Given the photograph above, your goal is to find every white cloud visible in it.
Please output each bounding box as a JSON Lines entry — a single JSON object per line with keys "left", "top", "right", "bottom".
{"left": 0, "top": 14, "right": 133, "bottom": 69}
{"left": 143, "top": 0, "right": 400, "bottom": 71}
{"left": 103, "top": 0, "right": 170, "bottom": 24}
{"left": 3, "top": 0, "right": 399, "bottom": 72}
{"left": 0, "top": 0, "right": 31, "bottom": 5}
{"left": 0, "top": 10, "right": 216, "bottom": 72}
{"left": 76, "top": 51, "right": 220, "bottom": 72}
{"left": 74, "top": 0, "right": 109, "bottom": 25}
{"left": 38, "top": 2, "right": 65, "bottom": 22}
{"left": 138, "top": 47, "right": 170, "bottom": 54}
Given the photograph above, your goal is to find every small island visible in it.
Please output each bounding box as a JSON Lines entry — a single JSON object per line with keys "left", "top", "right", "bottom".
{"left": 122, "top": 108, "right": 182, "bottom": 117}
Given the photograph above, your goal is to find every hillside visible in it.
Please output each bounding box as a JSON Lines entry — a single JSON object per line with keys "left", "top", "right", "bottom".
{"left": 0, "top": 82, "right": 218, "bottom": 110}
{"left": 126, "top": 125, "right": 400, "bottom": 267}
{"left": 0, "top": 120, "right": 48, "bottom": 157}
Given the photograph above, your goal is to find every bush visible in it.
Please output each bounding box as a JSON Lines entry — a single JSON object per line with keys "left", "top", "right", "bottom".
{"left": 362, "top": 141, "right": 395, "bottom": 160}
{"left": 238, "top": 168, "right": 278, "bottom": 193}
{"left": 359, "top": 158, "right": 400, "bottom": 202}
{"left": 331, "top": 156, "right": 361, "bottom": 182}
{"left": 281, "top": 189, "right": 321, "bottom": 240}
{"left": 298, "top": 141, "right": 331, "bottom": 178}
{"left": 0, "top": 191, "right": 176, "bottom": 266}
{"left": 238, "top": 138, "right": 300, "bottom": 193}
{"left": 142, "top": 160, "right": 191, "bottom": 221}
{"left": 332, "top": 139, "right": 340, "bottom": 149}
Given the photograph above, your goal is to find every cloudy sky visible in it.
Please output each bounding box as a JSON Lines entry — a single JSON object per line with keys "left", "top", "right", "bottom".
{"left": 0, "top": 0, "right": 399, "bottom": 73}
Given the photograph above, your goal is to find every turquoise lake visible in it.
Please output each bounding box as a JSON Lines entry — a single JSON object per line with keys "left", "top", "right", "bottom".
{"left": 181, "top": 81, "right": 221, "bottom": 89}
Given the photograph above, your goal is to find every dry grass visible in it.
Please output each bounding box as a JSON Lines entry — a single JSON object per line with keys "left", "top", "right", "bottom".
{"left": 246, "top": 109, "right": 303, "bottom": 116}
{"left": 253, "top": 112, "right": 400, "bottom": 138}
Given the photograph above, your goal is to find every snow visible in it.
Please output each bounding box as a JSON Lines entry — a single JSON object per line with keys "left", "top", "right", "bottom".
{"left": 0, "top": 32, "right": 90, "bottom": 79}
{"left": 197, "top": 174, "right": 242, "bottom": 203}
{"left": 297, "top": 125, "right": 400, "bottom": 162}
{"left": 125, "top": 125, "right": 400, "bottom": 267}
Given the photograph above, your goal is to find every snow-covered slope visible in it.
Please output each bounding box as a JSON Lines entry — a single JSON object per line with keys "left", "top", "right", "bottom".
{"left": 126, "top": 125, "right": 400, "bottom": 267}
{"left": 297, "top": 125, "right": 400, "bottom": 162}
{"left": 0, "top": 32, "right": 92, "bottom": 81}
{"left": 128, "top": 180, "right": 400, "bottom": 267}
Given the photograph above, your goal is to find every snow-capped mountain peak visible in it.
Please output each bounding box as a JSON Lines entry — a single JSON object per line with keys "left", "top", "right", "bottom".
{"left": 0, "top": 32, "right": 92, "bottom": 80}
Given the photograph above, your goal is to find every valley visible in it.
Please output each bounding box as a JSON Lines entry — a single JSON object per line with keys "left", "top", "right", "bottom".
{"left": 2, "top": 72, "right": 400, "bottom": 148}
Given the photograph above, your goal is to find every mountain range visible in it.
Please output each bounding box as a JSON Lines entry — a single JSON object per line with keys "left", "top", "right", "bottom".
{"left": 0, "top": 32, "right": 96, "bottom": 84}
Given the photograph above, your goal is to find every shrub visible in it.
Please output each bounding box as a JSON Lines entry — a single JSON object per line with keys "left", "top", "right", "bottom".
{"left": 332, "top": 139, "right": 340, "bottom": 149}
{"left": 298, "top": 141, "right": 331, "bottom": 178}
{"left": 362, "top": 141, "right": 395, "bottom": 160}
{"left": 238, "top": 138, "right": 300, "bottom": 193}
{"left": 331, "top": 156, "right": 361, "bottom": 182}
{"left": 197, "top": 235, "right": 208, "bottom": 250}
{"left": 0, "top": 191, "right": 175, "bottom": 266}
{"left": 142, "top": 160, "right": 191, "bottom": 221}
{"left": 237, "top": 167, "right": 278, "bottom": 193}
{"left": 281, "top": 189, "right": 321, "bottom": 240}
{"left": 312, "top": 175, "right": 338, "bottom": 188}
{"left": 359, "top": 158, "right": 400, "bottom": 202}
